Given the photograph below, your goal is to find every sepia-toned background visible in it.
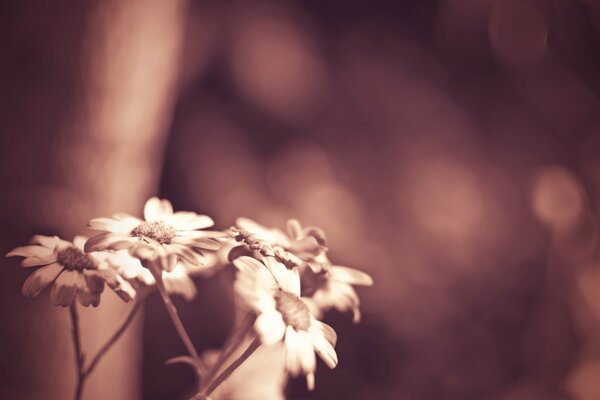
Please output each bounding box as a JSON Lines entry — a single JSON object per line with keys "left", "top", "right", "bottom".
{"left": 2, "top": 1, "right": 600, "bottom": 399}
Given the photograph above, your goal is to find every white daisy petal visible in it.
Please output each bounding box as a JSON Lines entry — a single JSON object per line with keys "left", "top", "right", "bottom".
{"left": 287, "top": 267, "right": 301, "bottom": 297}
{"left": 306, "top": 372, "right": 315, "bottom": 391}
{"left": 6, "top": 245, "right": 53, "bottom": 258}
{"left": 170, "top": 244, "right": 205, "bottom": 266}
{"left": 84, "top": 232, "right": 128, "bottom": 252}
{"left": 169, "top": 212, "right": 214, "bottom": 230}
{"left": 83, "top": 270, "right": 106, "bottom": 294}
{"left": 286, "top": 219, "right": 303, "bottom": 240}
{"left": 163, "top": 272, "right": 197, "bottom": 301}
{"left": 263, "top": 257, "right": 290, "bottom": 289}
{"left": 330, "top": 266, "right": 373, "bottom": 286}
{"left": 50, "top": 270, "right": 79, "bottom": 306}
{"left": 22, "top": 263, "right": 64, "bottom": 297}
{"left": 284, "top": 326, "right": 301, "bottom": 375}
{"left": 233, "top": 256, "right": 264, "bottom": 274}
{"left": 309, "top": 328, "right": 338, "bottom": 369}
{"left": 159, "top": 199, "right": 174, "bottom": 217}
{"left": 95, "top": 269, "right": 136, "bottom": 302}
{"left": 77, "top": 288, "right": 100, "bottom": 307}
{"left": 236, "top": 217, "right": 291, "bottom": 246}
{"left": 255, "top": 291, "right": 277, "bottom": 314}
{"left": 72, "top": 236, "right": 88, "bottom": 250}
{"left": 255, "top": 311, "right": 286, "bottom": 345}
{"left": 31, "top": 235, "right": 62, "bottom": 250}
{"left": 310, "top": 320, "right": 337, "bottom": 346}
{"left": 88, "top": 217, "right": 139, "bottom": 234}
{"left": 144, "top": 197, "right": 164, "bottom": 221}
{"left": 174, "top": 236, "right": 221, "bottom": 251}
{"left": 297, "top": 331, "right": 317, "bottom": 374}
{"left": 21, "top": 254, "right": 57, "bottom": 268}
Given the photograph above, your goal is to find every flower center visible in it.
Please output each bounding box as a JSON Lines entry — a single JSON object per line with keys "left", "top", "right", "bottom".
{"left": 131, "top": 221, "right": 176, "bottom": 244}
{"left": 274, "top": 290, "right": 311, "bottom": 331}
{"left": 57, "top": 247, "right": 97, "bottom": 271}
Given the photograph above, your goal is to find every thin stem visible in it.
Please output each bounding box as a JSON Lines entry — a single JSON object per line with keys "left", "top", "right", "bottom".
{"left": 201, "top": 336, "right": 262, "bottom": 397}
{"left": 69, "top": 303, "right": 85, "bottom": 400}
{"left": 199, "top": 314, "right": 255, "bottom": 392}
{"left": 83, "top": 298, "right": 144, "bottom": 376}
{"left": 151, "top": 267, "right": 206, "bottom": 374}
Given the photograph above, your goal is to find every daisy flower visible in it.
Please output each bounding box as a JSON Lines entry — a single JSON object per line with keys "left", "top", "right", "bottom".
{"left": 106, "top": 250, "right": 218, "bottom": 301}
{"left": 85, "top": 197, "right": 223, "bottom": 272}
{"left": 301, "top": 264, "right": 373, "bottom": 323}
{"left": 233, "top": 255, "right": 338, "bottom": 390}
{"left": 234, "top": 218, "right": 329, "bottom": 272}
{"left": 6, "top": 235, "right": 136, "bottom": 307}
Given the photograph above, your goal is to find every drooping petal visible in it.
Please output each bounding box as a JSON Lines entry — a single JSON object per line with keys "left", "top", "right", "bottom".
{"left": 309, "top": 328, "right": 338, "bottom": 369}
{"left": 330, "top": 266, "right": 373, "bottom": 286}
{"left": 76, "top": 274, "right": 101, "bottom": 307}
{"left": 284, "top": 326, "right": 301, "bottom": 375}
{"left": 310, "top": 319, "right": 337, "bottom": 346}
{"left": 306, "top": 373, "right": 315, "bottom": 391}
{"left": 95, "top": 269, "right": 136, "bottom": 302}
{"left": 50, "top": 270, "right": 79, "bottom": 306}
{"left": 255, "top": 311, "right": 286, "bottom": 345}
{"left": 77, "top": 289, "right": 101, "bottom": 307}
{"left": 297, "top": 331, "right": 317, "bottom": 375}
{"left": 21, "top": 263, "right": 64, "bottom": 297}
{"left": 83, "top": 270, "right": 106, "bottom": 294}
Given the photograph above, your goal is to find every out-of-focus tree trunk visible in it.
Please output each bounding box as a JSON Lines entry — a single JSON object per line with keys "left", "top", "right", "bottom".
{"left": 0, "top": 0, "right": 186, "bottom": 399}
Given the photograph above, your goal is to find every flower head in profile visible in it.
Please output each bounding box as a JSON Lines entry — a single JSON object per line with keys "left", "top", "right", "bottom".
{"left": 85, "top": 197, "right": 223, "bottom": 272}
{"left": 301, "top": 264, "right": 373, "bottom": 323}
{"left": 6, "top": 235, "right": 135, "bottom": 307}
{"left": 233, "top": 255, "right": 338, "bottom": 390}
{"left": 233, "top": 218, "right": 329, "bottom": 272}
{"left": 106, "top": 250, "right": 218, "bottom": 301}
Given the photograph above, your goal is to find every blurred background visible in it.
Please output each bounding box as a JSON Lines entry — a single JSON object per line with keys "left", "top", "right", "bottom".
{"left": 2, "top": 0, "right": 600, "bottom": 399}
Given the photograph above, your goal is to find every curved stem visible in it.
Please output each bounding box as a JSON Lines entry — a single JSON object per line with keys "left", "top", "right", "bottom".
{"left": 199, "top": 314, "right": 255, "bottom": 392}
{"left": 69, "top": 303, "right": 85, "bottom": 400}
{"left": 150, "top": 267, "right": 206, "bottom": 374}
{"left": 83, "top": 298, "right": 144, "bottom": 376}
{"left": 201, "top": 336, "right": 262, "bottom": 397}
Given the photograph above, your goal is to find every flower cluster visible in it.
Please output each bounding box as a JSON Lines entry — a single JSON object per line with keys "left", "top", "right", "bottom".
{"left": 7, "top": 198, "right": 222, "bottom": 307}
{"left": 229, "top": 218, "right": 373, "bottom": 390}
{"left": 5, "top": 197, "right": 372, "bottom": 399}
